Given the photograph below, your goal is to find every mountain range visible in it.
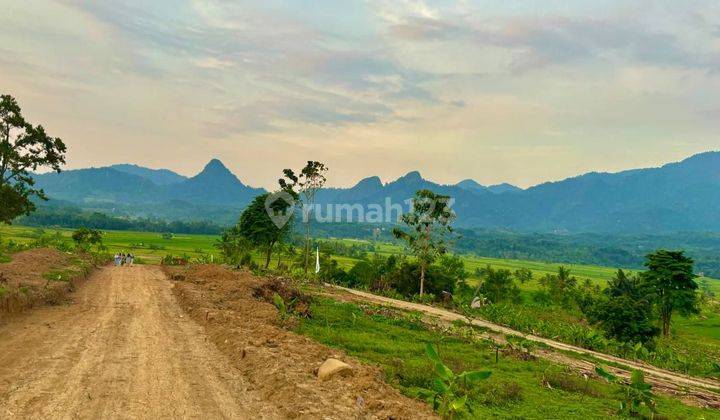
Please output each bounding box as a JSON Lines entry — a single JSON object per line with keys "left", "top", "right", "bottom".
{"left": 32, "top": 151, "right": 720, "bottom": 232}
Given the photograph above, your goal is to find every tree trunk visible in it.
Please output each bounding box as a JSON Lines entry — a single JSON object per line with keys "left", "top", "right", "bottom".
{"left": 662, "top": 311, "right": 671, "bottom": 336}
{"left": 420, "top": 263, "right": 426, "bottom": 296}
{"left": 264, "top": 243, "right": 274, "bottom": 269}
{"left": 304, "top": 218, "right": 310, "bottom": 275}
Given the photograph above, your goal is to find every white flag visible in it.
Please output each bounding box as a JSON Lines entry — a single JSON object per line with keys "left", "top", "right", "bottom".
{"left": 315, "top": 246, "right": 320, "bottom": 274}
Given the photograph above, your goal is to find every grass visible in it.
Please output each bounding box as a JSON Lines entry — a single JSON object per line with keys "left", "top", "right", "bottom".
{"left": 296, "top": 297, "right": 717, "bottom": 419}
{"left": 0, "top": 225, "right": 218, "bottom": 263}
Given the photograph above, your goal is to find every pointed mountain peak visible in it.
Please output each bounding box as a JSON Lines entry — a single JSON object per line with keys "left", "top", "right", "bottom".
{"left": 192, "top": 159, "right": 243, "bottom": 185}
{"left": 353, "top": 176, "right": 383, "bottom": 189}
{"left": 203, "top": 158, "right": 229, "bottom": 172}
{"left": 396, "top": 170, "right": 423, "bottom": 183}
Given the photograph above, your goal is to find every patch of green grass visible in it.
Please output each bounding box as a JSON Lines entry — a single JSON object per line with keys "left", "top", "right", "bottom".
{"left": 296, "top": 298, "right": 716, "bottom": 418}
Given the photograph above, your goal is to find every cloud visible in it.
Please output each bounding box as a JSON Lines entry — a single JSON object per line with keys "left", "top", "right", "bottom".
{"left": 375, "top": 3, "right": 720, "bottom": 73}
{"left": 57, "top": 0, "right": 436, "bottom": 135}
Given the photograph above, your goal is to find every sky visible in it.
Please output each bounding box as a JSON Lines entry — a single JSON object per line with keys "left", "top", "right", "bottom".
{"left": 2, "top": 0, "right": 719, "bottom": 189}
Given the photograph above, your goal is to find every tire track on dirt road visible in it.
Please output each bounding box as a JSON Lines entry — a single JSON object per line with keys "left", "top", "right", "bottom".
{"left": 0, "top": 266, "right": 281, "bottom": 419}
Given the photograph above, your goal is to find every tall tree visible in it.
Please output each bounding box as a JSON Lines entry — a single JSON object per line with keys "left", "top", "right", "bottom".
{"left": 237, "top": 193, "right": 293, "bottom": 268}
{"left": 539, "top": 265, "right": 578, "bottom": 305}
{"left": 588, "top": 270, "right": 659, "bottom": 343}
{"left": 642, "top": 250, "right": 699, "bottom": 336}
{"left": 393, "top": 189, "right": 455, "bottom": 296}
{"left": 0, "top": 94, "right": 66, "bottom": 223}
{"left": 279, "top": 161, "right": 328, "bottom": 275}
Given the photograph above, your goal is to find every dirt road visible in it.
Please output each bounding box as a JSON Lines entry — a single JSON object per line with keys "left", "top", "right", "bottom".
{"left": 0, "top": 266, "right": 280, "bottom": 419}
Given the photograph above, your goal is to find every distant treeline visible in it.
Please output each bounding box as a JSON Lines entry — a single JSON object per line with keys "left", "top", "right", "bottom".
{"left": 17, "top": 206, "right": 225, "bottom": 235}
{"left": 307, "top": 222, "right": 720, "bottom": 278}
{"left": 18, "top": 208, "right": 720, "bottom": 278}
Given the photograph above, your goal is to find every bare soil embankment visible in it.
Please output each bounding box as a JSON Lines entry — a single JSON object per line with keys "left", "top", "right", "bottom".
{"left": 170, "top": 264, "right": 437, "bottom": 419}
{"left": 0, "top": 248, "right": 95, "bottom": 319}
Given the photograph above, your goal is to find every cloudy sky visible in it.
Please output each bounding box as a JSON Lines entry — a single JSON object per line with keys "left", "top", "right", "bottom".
{"left": 2, "top": 1, "right": 719, "bottom": 189}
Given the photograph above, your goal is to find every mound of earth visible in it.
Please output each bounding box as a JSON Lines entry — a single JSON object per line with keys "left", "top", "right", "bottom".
{"left": 170, "top": 264, "right": 436, "bottom": 419}
{"left": 0, "top": 248, "right": 71, "bottom": 289}
{"left": 0, "top": 248, "right": 93, "bottom": 318}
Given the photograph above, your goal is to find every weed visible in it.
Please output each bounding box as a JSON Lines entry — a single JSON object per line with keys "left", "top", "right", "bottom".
{"left": 477, "top": 380, "right": 523, "bottom": 406}
{"left": 542, "top": 371, "right": 605, "bottom": 398}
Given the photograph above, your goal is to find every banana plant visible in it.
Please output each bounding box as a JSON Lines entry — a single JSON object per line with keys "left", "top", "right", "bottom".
{"left": 421, "top": 343, "right": 492, "bottom": 419}
{"left": 595, "top": 366, "right": 657, "bottom": 416}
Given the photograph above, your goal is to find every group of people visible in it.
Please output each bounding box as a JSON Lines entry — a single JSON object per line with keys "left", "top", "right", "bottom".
{"left": 114, "top": 252, "right": 134, "bottom": 267}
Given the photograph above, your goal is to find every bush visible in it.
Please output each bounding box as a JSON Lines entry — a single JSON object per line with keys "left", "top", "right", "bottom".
{"left": 389, "top": 261, "right": 456, "bottom": 298}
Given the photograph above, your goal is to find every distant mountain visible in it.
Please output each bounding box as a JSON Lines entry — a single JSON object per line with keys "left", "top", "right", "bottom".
{"left": 456, "top": 179, "right": 486, "bottom": 193}
{"left": 164, "top": 159, "right": 265, "bottom": 206}
{"left": 33, "top": 159, "right": 265, "bottom": 224}
{"left": 30, "top": 151, "right": 720, "bottom": 233}
{"left": 487, "top": 183, "right": 523, "bottom": 194}
{"left": 33, "top": 167, "right": 161, "bottom": 204}
{"left": 109, "top": 164, "right": 186, "bottom": 186}
{"left": 456, "top": 179, "right": 522, "bottom": 194}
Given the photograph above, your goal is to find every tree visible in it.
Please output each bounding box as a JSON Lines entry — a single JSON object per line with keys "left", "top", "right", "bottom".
{"left": 1, "top": 94, "right": 66, "bottom": 223}
{"left": 279, "top": 161, "right": 328, "bottom": 275}
{"left": 388, "top": 261, "right": 457, "bottom": 298}
{"left": 476, "top": 265, "right": 521, "bottom": 304}
{"left": 642, "top": 250, "right": 699, "bottom": 336}
{"left": 237, "top": 193, "right": 293, "bottom": 268}
{"left": 71, "top": 228, "right": 103, "bottom": 252}
{"left": 215, "top": 226, "right": 253, "bottom": 267}
{"left": 588, "top": 270, "right": 659, "bottom": 344}
{"left": 514, "top": 268, "right": 533, "bottom": 284}
{"left": 539, "top": 266, "right": 577, "bottom": 305}
{"left": 393, "top": 189, "right": 455, "bottom": 296}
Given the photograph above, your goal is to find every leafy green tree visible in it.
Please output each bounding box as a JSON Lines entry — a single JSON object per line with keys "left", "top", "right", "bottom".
{"left": 642, "top": 250, "right": 699, "bottom": 336}
{"left": 476, "top": 265, "right": 521, "bottom": 304}
{"left": 539, "top": 266, "right": 577, "bottom": 305}
{"left": 393, "top": 189, "right": 455, "bottom": 296}
{"left": 215, "top": 226, "right": 253, "bottom": 267}
{"left": 388, "top": 261, "right": 456, "bottom": 297}
{"left": 237, "top": 193, "right": 293, "bottom": 268}
{"left": 279, "top": 161, "right": 328, "bottom": 275}
{"left": 1, "top": 94, "right": 66, "bottom": 223}
{"left": 588, "top": 270, "right": 659, "bottom": 344}
{"left": 71, "top": 227, "right": 103, "bottom": 252}
{"left": 513, "top": 267, "right": 533, "bottom": 284}
{"left": 347, "top": 260, "right": 376, "bottom": 288}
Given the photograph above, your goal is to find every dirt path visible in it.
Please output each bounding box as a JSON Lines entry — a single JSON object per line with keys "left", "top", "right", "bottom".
{"left": 0, "top": 265, "right": 280, "bottom": 419}
{"left": 330, "top": 285, "right": 720, "bottom": 407}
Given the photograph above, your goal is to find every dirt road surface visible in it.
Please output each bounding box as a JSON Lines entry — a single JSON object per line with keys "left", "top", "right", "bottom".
{"left": 0, "top": 266, "right": 280, "bottom": 419}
